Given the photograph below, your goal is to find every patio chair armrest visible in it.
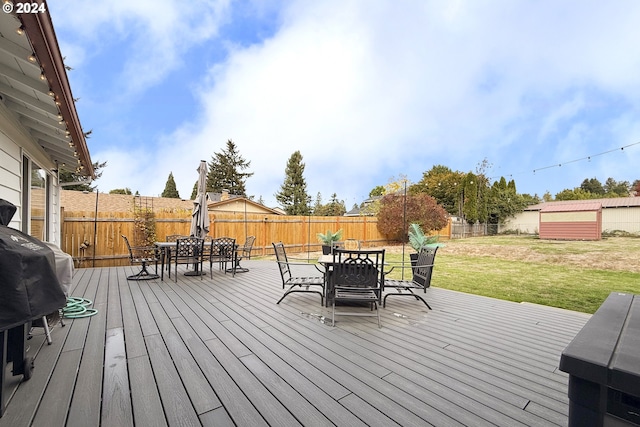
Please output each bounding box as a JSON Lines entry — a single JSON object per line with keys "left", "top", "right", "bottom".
{"left": 131, "top": 246, "right": 160, "bottom": 251}
{"left": 277, "top": 260, "right": 325, "bottom": 274}
{"left": 384, "top": 262, "right": 434, "bottom": 275}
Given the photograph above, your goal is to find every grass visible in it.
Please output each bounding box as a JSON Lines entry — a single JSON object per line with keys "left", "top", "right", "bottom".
{"left": 382, "top": 236, "right": 640, "bottom": 314}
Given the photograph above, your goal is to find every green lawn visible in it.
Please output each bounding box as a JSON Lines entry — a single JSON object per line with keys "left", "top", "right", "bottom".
{"left": 383, "top": 236, "right": 640, "bottom": 314}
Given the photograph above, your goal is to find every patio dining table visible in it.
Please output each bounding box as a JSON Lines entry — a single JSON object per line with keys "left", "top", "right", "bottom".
{"left": 155, "top": 240, "right": 205, "bottom": 280}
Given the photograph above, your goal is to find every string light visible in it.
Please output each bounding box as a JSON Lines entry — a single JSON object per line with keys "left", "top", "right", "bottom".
{"left": 489, "top": 141, "right": 640, "bottom": 180}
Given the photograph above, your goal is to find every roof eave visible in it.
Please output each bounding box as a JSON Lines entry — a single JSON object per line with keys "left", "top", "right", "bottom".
{"left": 19, "top": 6, "right": 94, "bottom": 178}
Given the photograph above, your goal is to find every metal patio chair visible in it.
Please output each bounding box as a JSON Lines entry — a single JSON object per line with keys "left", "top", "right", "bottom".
{"left": 330, "top": 248, "right": 385, "bottom": 327}
{"left": 209, "top": 236, "right": 236, "bottom": 277}
{"left": 383, "top": 246, "right": 438, "bottom": 309}
{"left": 167, "top": 237, "right": 205, "bottom": 282}
{"left": 232, "top": 235, "right": 255, "bottom": 273}
{"left": 273, "top": 242, "right": 325, "bottom": 305}
{"left": 122, "top": 235, "right": 160, "bottom": 280}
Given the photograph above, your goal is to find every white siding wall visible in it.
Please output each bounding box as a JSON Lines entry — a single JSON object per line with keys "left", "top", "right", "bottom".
{"left": 500, "top": 206, "right": 640, "bottom": 235}
{"left": 602, "top": 208, "right": 640, "bottom": 234}
{"left": 0, "top": 103, "right": 60, "bottom": 240}
{"left": 0, "top": 107, "right": 25, "bottom": 229}
{"left": 500, "top": 211, "right": 539, "bottom": 234}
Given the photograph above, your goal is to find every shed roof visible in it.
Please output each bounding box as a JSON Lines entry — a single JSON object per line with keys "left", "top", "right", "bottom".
{"left": 540, "top": 202, "right": 602, "bottom": 212}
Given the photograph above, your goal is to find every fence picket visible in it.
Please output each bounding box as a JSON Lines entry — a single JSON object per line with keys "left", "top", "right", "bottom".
{"left": 61, "top": 211, "right": 451, "bottom": 267}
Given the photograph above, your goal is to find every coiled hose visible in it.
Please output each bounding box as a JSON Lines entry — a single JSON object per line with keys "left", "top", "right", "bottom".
{"left": 62, "top": 297, "right": 98, "bottom": 318}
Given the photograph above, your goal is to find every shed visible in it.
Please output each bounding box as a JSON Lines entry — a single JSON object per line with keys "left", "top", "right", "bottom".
{"left": 539, "top": 202, "right": 602, "bottom": 240}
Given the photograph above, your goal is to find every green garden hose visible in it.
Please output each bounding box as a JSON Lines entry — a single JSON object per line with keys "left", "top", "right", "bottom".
{"left": 63, "top": 297, "right": 98, "bottom": 318}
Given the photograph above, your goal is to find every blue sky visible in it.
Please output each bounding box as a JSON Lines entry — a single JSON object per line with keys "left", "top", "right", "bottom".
{"left": 49, "top": 0, "right": 640, "bottom": 208}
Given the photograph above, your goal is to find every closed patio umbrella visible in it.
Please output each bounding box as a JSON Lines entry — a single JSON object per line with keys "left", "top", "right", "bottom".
{"left": 190, "top": 160, "right": 210, "bottom": 238}
{"left": 185, "top": 160, "right": 209, "bottom": 276}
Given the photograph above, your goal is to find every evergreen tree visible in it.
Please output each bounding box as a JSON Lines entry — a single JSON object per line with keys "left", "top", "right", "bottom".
{"left": 206, "top": 139, "right": 253, "bottom": 196}
{"left": 580, "top": 178, "right": 604, "bottom": 195}
{"left": 59, "top": 160, "right": 106, "bottom": 192}
{"left": 461, "top": 172, "right": 479, "bottom": 223}
{"left": 190, "top": 181, "right": 198, "bottom": 200}
{"left": 369, "top": 186, "right": 385, "bottom": 197}
{"left": 274, "top": 151, "right": 311, "bottom": 215}
{"left": 313, "top": 192, "right": 323, "bottom": 215}
{"left": 487, "top": 178, "right": 527, "bottom": 224}
{"left": 604, "top": 177, "right": 630, "bottom": 196}
{"left": 161, "top": 172, "right": 180, "bottom": 198}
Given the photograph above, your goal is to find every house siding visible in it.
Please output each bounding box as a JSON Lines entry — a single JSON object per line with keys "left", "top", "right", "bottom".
{"left": 0, "top": 104, "right": 59, "bottom": 240}
{"left": 1, "top": 106, "right": 27, "bottom": 229}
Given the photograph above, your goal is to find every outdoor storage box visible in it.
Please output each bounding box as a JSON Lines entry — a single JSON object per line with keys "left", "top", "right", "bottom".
{"left": 560, "top": 292, "right": 640, "bottom": 426}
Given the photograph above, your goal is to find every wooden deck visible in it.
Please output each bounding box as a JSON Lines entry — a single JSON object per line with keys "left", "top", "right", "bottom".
{"left": 1, "top": 260, "right": 590, "bottom": 426}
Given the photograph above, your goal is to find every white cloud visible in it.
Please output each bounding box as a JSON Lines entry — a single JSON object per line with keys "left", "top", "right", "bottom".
{"left": 51, "top": 0, "right": 229, "bottom": 95}
{"left": 79, "top": 0, "right": 640, "bottom": 204}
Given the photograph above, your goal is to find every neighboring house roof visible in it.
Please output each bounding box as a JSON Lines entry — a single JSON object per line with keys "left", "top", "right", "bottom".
{"left": 206, "top": 191, "right": 241, "bottom": 202}
{"left": 344, "top": 196, "right": 381, "bottom": 216}
{"left": 1, "top": 7, "right": 93, "bottom": 176}
{"left": 61, "top": 189, "right": 283, "bottom": 215}
{"left": 207, "top": 197, "right": 282, "bottom": 215}
{"left": 526, "top": 197, "right": 640, "bottom": 211}
{"left": 61, "top": 190, "right": 195, "bottom": 212}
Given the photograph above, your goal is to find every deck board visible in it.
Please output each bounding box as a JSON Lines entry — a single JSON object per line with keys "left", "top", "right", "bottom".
{"left": 0, "top": 260, "right": 591, "bottom": 426}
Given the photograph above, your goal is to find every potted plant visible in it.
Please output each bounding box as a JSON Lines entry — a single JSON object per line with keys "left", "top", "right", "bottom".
{"left": 317, "top": 229, "right": 343, "bottom": 254}
{"left": 407, "top": 223, "right": 440, "bottom": 265}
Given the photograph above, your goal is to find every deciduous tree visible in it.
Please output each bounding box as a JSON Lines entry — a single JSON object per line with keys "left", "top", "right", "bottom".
{"left": 109, "top": 188, "right": 132, "bottom": 195}
{"left": 377, "top": 193, "right": 448, "bottom": 241}
{"left": 314, "top": 193, "right": 346, "bottom": 216}
{"left": 555, "top": 187, "right": 594, "bottom": 200}
{"left": 411, "top": 165, "right": 465, "bottom": 215}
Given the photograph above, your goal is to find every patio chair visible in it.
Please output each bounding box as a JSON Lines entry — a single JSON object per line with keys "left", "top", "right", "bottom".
{"left": 232, "top": 235, "right": 255, "bottom": 273}
{"left": 209, "top": 236, "right": 236, "bottom": 277}
{"left": 330, "top": 248, "right": 385, "bottom": 328}
{"left": 167, "top": 237, "right": 205, "bottom": 282}
{"left": 273, "top": 242, "right": 325, "bottom": 305}
{"left": 122, "top": 235, "right": 160, "bottom": 280}
{"left": 163, "top": 234, "right": 186, "bottom": 270}
{"left": 383, "top": 246, "right": 438, "bottom": 309}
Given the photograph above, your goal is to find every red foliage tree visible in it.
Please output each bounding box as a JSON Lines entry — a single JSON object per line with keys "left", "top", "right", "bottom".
{"left": 377, "top": 193, "right": 448, "bottom": 241}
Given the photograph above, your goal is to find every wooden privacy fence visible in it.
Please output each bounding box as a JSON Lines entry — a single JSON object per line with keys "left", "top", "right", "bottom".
{"left": 61, "top": 210, "right": 451, "bottom": 268}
